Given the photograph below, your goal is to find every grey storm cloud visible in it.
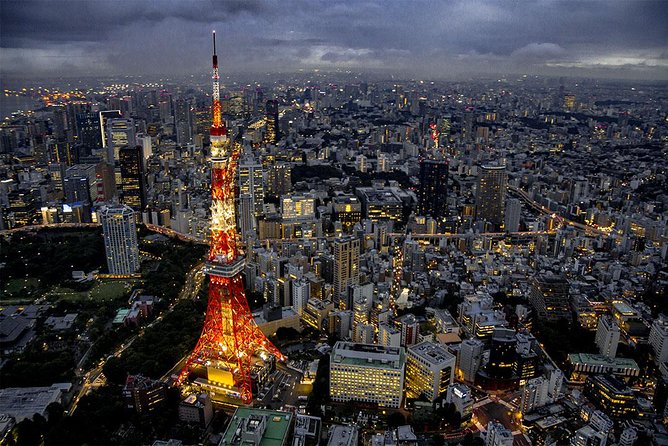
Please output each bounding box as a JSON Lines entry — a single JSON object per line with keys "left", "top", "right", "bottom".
{"left": 1, "top": 0, "right": 667, "bottom": 80}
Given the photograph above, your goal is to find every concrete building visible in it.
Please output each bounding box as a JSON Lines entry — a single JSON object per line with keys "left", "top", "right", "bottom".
{"left": 220, "top": 407, "right": 293, "bottom": 446}
{"left": 458, "top": 339, "right": 484, "bottom": 383}
{"left": 520, "top": 376, "right": 549, "bottom": 415}
{"left": 504, "top": 198, "right": 521, "bottom": 232}
{"left": 379, "top": 322, "right": 401, "bottom": 347}
{"left": 570, "top": 425, "right": 607, "bottom": 446}
{"left": 0, "top": 385, "right": 65, "bottom": 422}
{"left": 178, "top": 393, "right": 213, "bottom": 427}
{"left": 595, "top": 315, "right": 620, "bottom": 359}
{"left": 330, "top": 342, "right": 405, "bottom": 408}
{"left": 445, "top": 383, "right": 473, "bottom": 419}
{"left": 326, "top": 425, "right": 358, "bottom": 446}
{"left": 529, "top": 273, "right": 571, "bottom": 322}
{"left": 485, "top": 421, "right": 513, "bottom": 446}
{"left": 406, "top": 341, "right": 455, "bottom": 401}
{"left": 99, "top": 204, "right": 140, "bottom": 275}
{"left": 123, "top": 374, "right": 167, "bottom": 414}
{"left": 649, "top": 314, "right": 668, "bottom": 364}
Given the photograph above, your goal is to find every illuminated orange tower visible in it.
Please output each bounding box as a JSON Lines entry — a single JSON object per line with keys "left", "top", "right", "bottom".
{"left": 177, "top": 32, "right": 284, "bottom": 404}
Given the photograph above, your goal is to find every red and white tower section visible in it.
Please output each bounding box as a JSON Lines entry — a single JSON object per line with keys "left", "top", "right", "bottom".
{"left": 177, "top": 32, "right": 284, "bottom": 404}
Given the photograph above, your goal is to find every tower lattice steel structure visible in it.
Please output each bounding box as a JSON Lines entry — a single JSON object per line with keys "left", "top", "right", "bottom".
{"left": 177, "top": 32, "right": 284, "bottom": 404}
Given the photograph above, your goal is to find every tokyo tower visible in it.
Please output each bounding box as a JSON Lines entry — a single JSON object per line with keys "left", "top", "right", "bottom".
{"left": 177, "top": 32, "right": 285, "bottom": 404}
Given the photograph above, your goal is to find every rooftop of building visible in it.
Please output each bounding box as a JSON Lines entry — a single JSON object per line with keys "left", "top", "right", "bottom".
{"left": 221, "top": 407, "right": 293, "bottom": 446}
{"left": 408, "top": 341, "right": 455, "bottom": 366}
{"left": 568, "top": 353, "right": 640, "bottom": 370}
{"left": 331, "top": 341, "right": 405, "bottom": 370}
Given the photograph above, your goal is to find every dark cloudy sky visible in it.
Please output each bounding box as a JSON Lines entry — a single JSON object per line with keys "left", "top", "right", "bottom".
{"left": 1, "top": 0, "right": 667, "bottom": 80}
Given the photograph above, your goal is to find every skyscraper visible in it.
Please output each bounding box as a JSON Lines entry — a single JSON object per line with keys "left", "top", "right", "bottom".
{"left": 76, "top": 111, "right": 102, "bottom": 153}
{"left": 476, "top": 164, "right": 507, "bottom": 229}
{"left": 99, "top": 110, "right": 122, "bottom": 149}
{"left": 106, "top": 118, "right": 136, "bottom": 163}
{"left": 174, "top": 98, "right": 193, "bottom": 145}
{"left": 100, "top": 205, "right": 140, "bottom": 275}
{"left": 504, "top": 198, "right": 521, "bottom": 232}
{"left": 264, "top": 99, "right": 279, "bottom": 144}
{"left": 333, "top": 236, "right": 360, "bottom": 309}
{"left": 119, "top": 145, "right": 147, "bottom": 211}
{"left": 238, "top": 155, "right": 265, "bottom": 217}
{"left": 417, "top": 159, "right": 448, "bottom": 223}
{"left": 595, "top": 315, "right": 620, "bottom": 359}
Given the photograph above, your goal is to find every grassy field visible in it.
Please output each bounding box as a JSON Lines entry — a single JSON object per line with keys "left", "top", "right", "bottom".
{"left": 89, "top": 280, "right": 133, "bottom": 301}
{"left": 3, "top": 279, "right": 135, "bottom": 304}
{"left": 3, "top": 277, "right": 41, "bottom": 294}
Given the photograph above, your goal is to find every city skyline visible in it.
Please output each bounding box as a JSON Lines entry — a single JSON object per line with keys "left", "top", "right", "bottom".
{"left": 1, "top": 0, "right": 667, "bottom": 81}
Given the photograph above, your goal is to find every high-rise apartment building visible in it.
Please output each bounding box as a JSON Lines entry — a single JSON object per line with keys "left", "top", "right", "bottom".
{"left": 329, "top": 342, "right": 405, "bottom": 408}
{"left": 119, "top": 145, "right": 147, "bottom": 211}
{"left": 417, "top": 159, "right": 448, "bottom": 223}
{"left": 595, "top": 315, "right": 620, "bottom": 359}
{"left": 333, "top": 236, "right": 360, "bottom": 309}
{"left": 405, "top": 341, "right": 455, "bottom": 401}
{"left": 476, "top": 164, "right": 507, "bottom": 229}
{"left": 520, "top": 376, "right": 549, "bottom": 414}
{"left": 100, "top": 205, "right": 140, "bottom": 275}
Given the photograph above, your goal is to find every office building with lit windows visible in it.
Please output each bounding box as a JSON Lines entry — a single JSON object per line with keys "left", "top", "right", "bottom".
{"left": 356, "top": 187, "right": 403, "bottom": 222}
{"left": 475, "top": 164, "right": 507, "bottom": 229}
{"left": 281, "top": 194, "right": 315, "bottom": 221}
{"left": 329, "top": 342, "right": 405, "bottom": 408}
{"left": 405, "top": 341, "right": 455, "bottom": 401}
{"left": 100, "top": 204, "right": 140, "bottom": 275}
{"left": 584, "top": 374, "right": 637, "bottom": 419}
{"left": 332, "top": 195, "right": 362, "bottom": 232}
{"left": 119, "top": 145, "right": 147, "bottom": 211}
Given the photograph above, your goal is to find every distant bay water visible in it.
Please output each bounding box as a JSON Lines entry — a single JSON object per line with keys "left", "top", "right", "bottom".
{"left": 0, "top": 96, "right": 40, "bottom": 120}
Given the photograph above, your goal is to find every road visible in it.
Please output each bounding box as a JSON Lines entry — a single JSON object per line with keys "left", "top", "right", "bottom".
{"left": 69, "top": 261, "right": 205, "bottom": 414}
